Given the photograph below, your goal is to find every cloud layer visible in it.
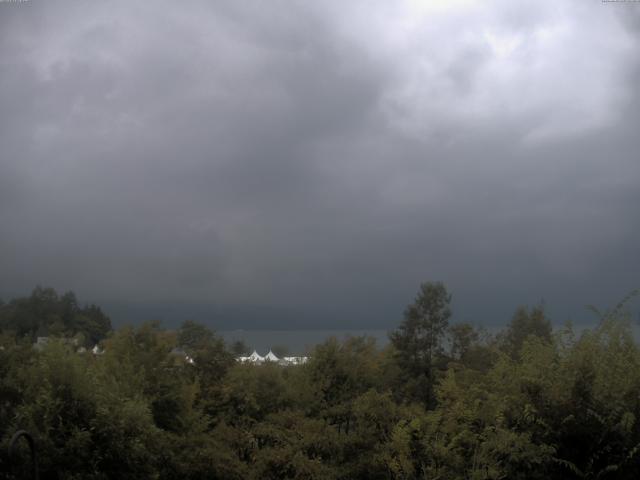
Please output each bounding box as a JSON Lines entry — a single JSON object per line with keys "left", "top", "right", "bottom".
{"left": 1, "top": 0, "right": 639, "bottom": 328}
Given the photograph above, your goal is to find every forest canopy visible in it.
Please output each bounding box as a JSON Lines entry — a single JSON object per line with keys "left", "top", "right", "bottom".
{"left": 1, "top": 284, "right": 639, "bottom": 479}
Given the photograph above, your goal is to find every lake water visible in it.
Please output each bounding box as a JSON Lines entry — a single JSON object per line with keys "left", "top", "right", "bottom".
{"left": 220, "top": 321, "right": 640, "bottom": 356}
{"left": 219, "top": 329, "right": 391, "bottom": 355}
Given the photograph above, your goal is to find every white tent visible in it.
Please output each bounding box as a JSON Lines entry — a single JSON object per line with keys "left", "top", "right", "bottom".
{"left": 248, "top": 350, "right": 264, "bottom": 363}
{"left": 235, "top": 350, "right": 309, "bottom": 365}
{"left": 264, "top": 350, "right": 279, "bottom": 362}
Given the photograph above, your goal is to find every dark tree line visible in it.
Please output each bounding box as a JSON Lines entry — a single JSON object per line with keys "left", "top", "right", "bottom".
{"left": 1, "top": 284, "right": 639, "bottom": 479}
{"left": 0, "top": 287, "right": 111, "bottom": 346}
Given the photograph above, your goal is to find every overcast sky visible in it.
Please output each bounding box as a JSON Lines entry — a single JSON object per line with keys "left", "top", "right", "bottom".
{"left": 1, "top": 0, "right": 639, "bottom": 329}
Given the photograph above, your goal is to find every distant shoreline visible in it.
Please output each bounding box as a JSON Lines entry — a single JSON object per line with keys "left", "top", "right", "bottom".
{"left": 219, "top": 322, "right": 640, "bottom": 355}
{"left": 218, "top": 329, "right": 391, "bottom": 355}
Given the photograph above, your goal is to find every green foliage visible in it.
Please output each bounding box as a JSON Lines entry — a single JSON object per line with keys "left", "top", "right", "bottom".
{"left": 221, "top": 363, "right": 295, "bottom": 423}
{"left": 304, "top": 336, "right": 381, "bottom": 430}
{"left": 500, "top": 304, "right": 552, "bottom": 358}
{"left": 178, "top": 320, "right": 216, "bottom": 351}
{"left": 1, "top": 284, "right": 640, "bottom": 479}
{"left": 448, "top": 321, "right": 479, "bottom": 361}
{"left": 0, "top": 287, "right": 112, "bottom": 345}
{"left": 389, "top": 281, "right": 452, "bottom": 406}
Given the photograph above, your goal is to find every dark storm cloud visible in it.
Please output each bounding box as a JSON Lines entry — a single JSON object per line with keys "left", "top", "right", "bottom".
{"left": 1, "top": 0, "right": 638, "bottom": 328}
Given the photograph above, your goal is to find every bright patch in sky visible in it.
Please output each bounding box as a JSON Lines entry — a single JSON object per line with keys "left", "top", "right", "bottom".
{"left": 483, "top": 31, "right": 523, "bottom": 58}
{"left": 407, "top": 0, "right": 479, "bottom": 14}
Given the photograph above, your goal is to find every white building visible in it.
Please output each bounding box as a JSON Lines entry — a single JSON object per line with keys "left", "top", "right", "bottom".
{"left": 169, "top": 347, "right": 194, "bottom": 364}
{"left": 92, "top": 344, "right": 105, "bottom": 355}
{"left": 282, "top": 356, "right": 308, "bottom": 365}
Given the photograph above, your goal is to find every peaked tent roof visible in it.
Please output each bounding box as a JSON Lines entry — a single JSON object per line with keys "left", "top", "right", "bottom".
{"left": 248, "top": 350, "right": 264, "bottom": 362}
{"left": 264, "top": 350, "right": 279, "bottom": 362}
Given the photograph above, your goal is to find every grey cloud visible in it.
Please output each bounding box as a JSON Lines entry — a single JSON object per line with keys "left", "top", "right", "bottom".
{"left": 0, "top": 0, "right": 638, "bottom": 329}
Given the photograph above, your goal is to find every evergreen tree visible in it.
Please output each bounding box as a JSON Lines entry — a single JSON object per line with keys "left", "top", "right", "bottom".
{"left": 389, "top": 281, "right": 452, "bottom": 407}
